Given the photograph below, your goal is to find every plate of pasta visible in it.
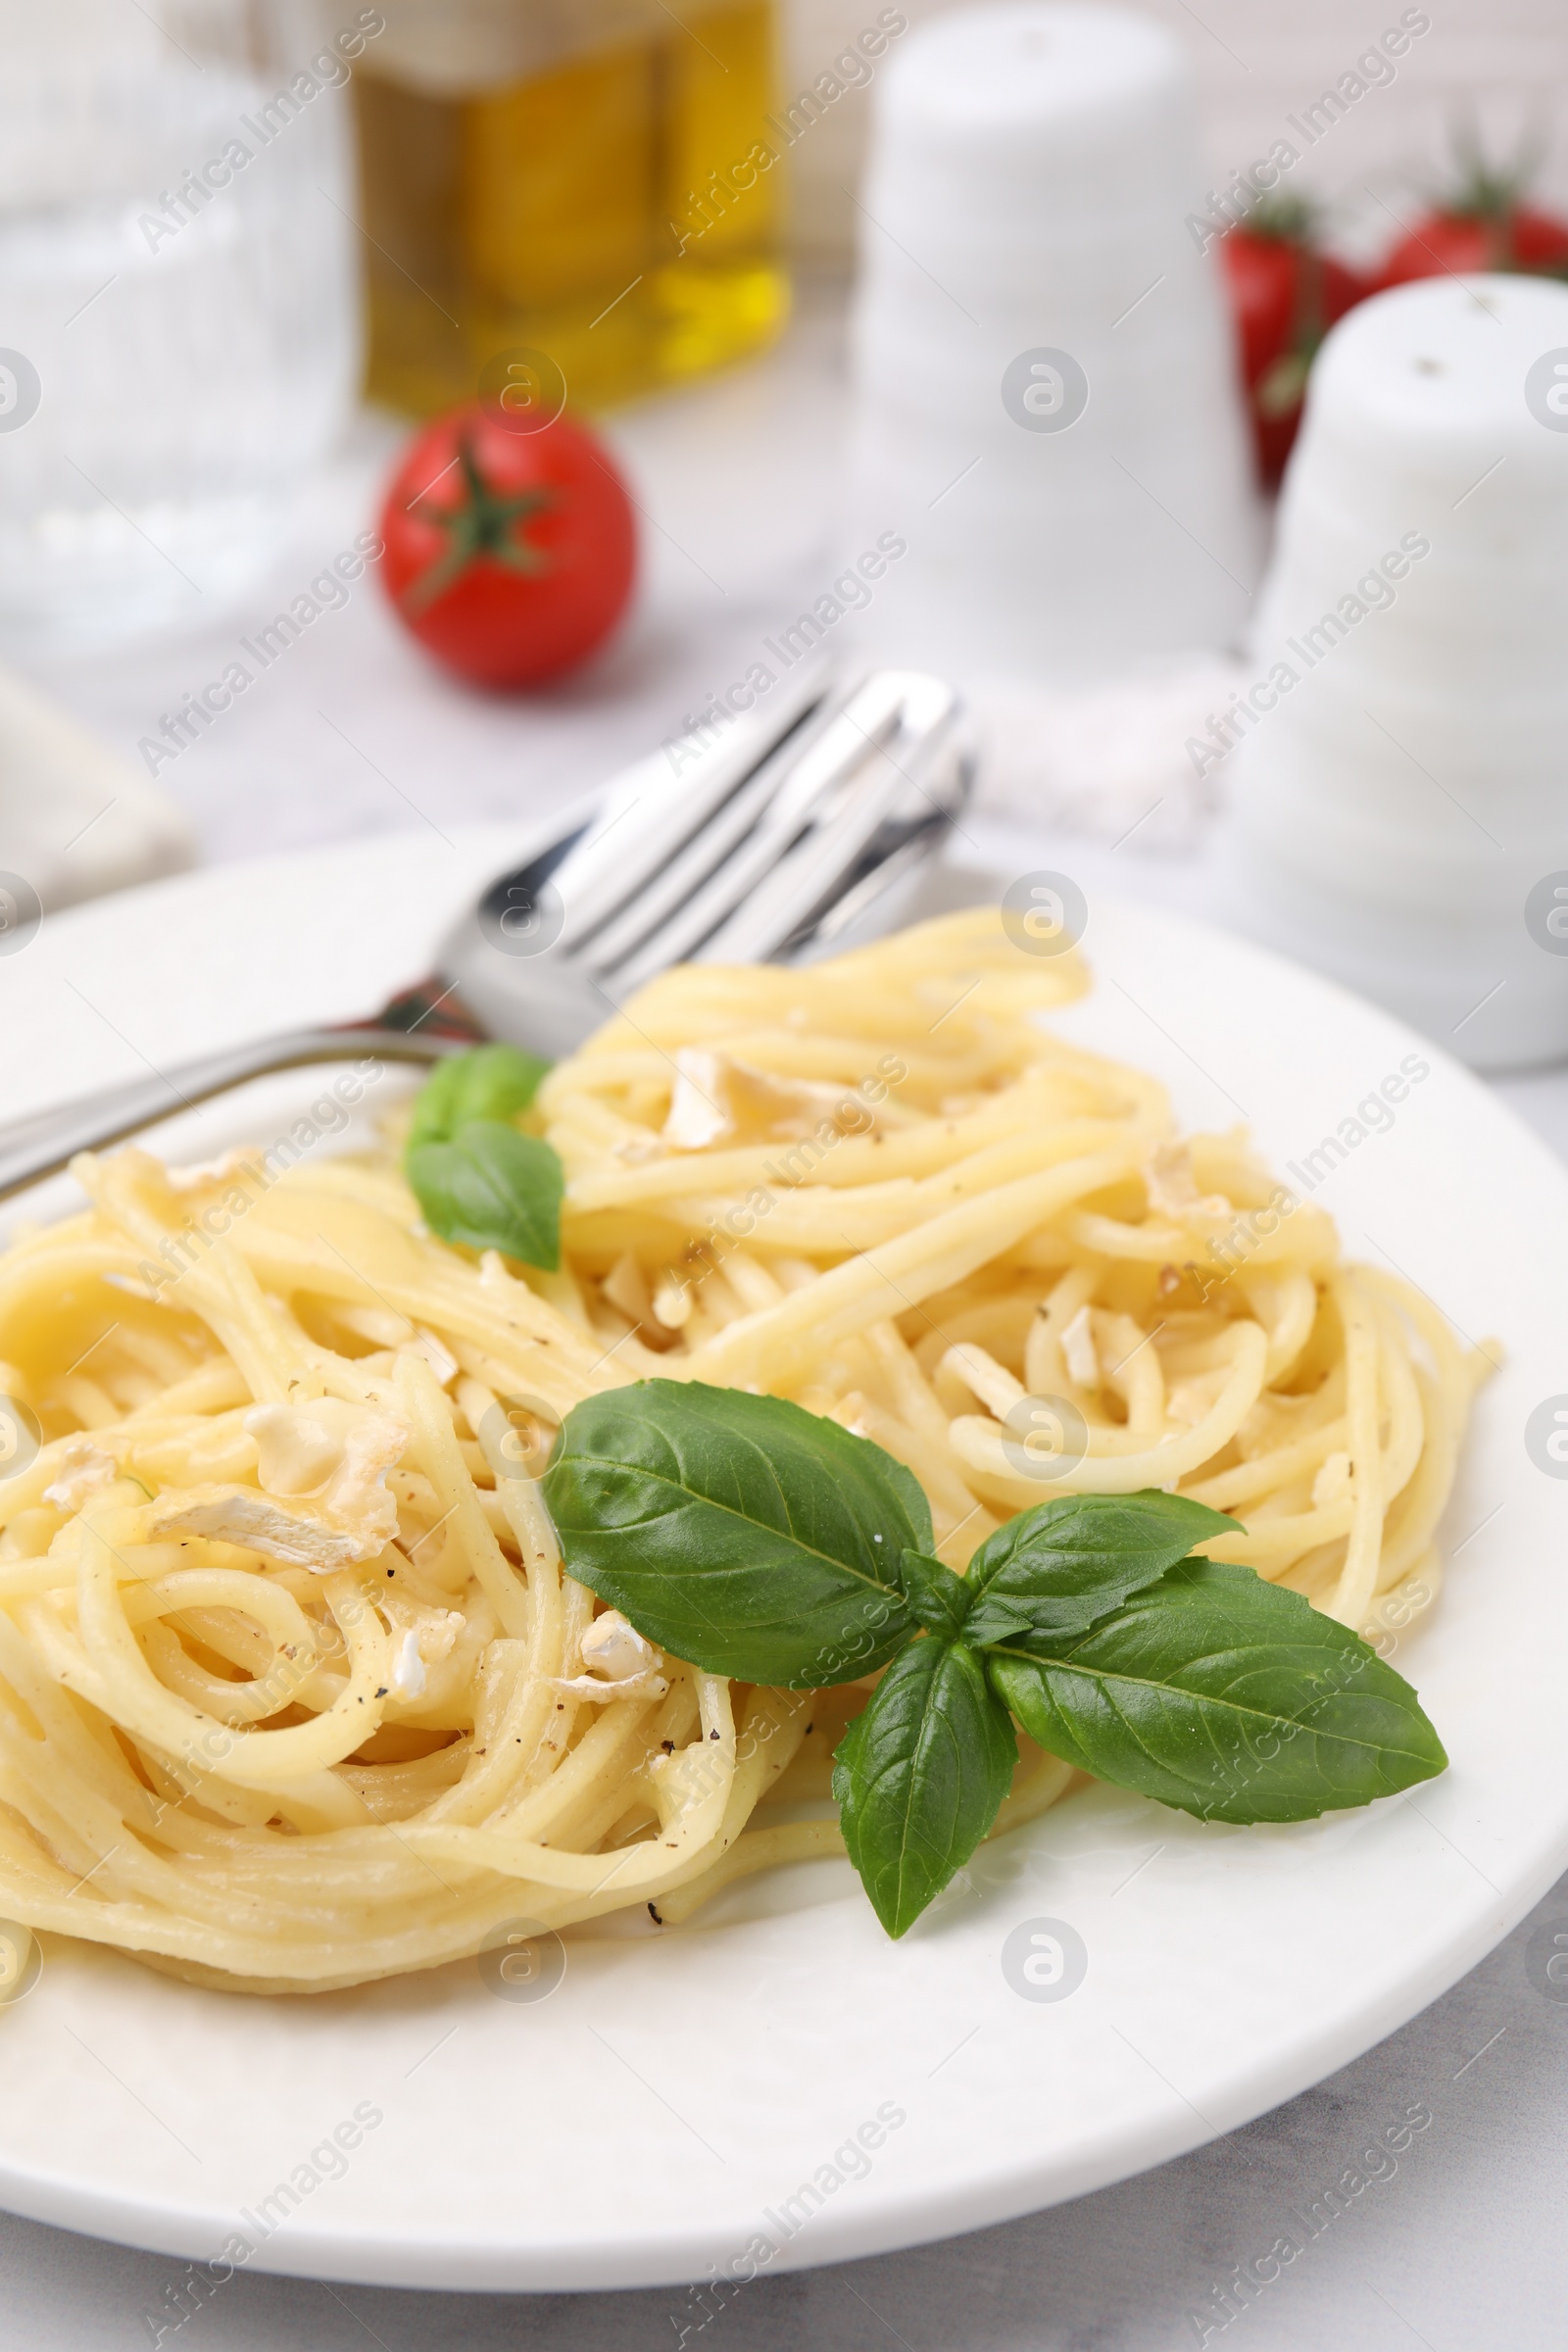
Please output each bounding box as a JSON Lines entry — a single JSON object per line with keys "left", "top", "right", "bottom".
{"left": 0, "top": 821, "right": 1561, "bottom": 2291}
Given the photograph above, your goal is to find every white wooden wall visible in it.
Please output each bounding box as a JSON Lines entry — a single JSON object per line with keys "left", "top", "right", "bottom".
{"left": 785, "top": 0, "right": 1568, "bottom": 262}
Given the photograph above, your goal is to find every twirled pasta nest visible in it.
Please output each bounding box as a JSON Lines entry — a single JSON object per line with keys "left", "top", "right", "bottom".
{"left": 0, "top": 909, "right": 1488, "bottom": 1991}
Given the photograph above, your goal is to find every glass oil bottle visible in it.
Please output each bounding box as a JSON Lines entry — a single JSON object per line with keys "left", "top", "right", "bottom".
{"left": 354, "top": 0, "right": 787, "bottom": 417}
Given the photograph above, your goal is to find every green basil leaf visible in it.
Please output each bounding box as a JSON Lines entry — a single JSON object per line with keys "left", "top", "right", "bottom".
{"left": 963, "top": 1489, "right": 1240, "bottom": 1651}
{"left": 409, "top": 1042, "right": 551, "bottom": 1150}
{"left": 898, "top": 1549, "right": 972, "bottom": 1641}
{"left": 407, "top": 1121, "right": 562, "bottom": 1270}
{"left": 987, "top": 1557, "right": 1446, "bottom": 1824}
{"left": 542, "top": 1381, "right": 926, "bottom": 1687}
{"left": 833, "top": 1639, "right": 1017, "bottom": 1937}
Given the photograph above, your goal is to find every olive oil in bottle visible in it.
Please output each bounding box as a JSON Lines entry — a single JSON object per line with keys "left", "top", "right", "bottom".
{"left": 355, "top": 0, "right": 787, "bottom": 417}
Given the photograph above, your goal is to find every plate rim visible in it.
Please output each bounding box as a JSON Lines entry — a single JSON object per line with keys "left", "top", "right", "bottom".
{"left": 0, "top": 821, "right": 1563, "bottom": 2290}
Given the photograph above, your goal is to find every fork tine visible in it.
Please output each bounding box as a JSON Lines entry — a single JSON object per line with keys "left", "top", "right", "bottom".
{"left": 571, "top": 689, "right": 848, "bottom": 976}
{"left": 580, "top": 675, "right": 905, "bottom": 982}
{"left": 549, "top": 667, "right": 831, "bottom": 952}
{"left": 610, "top": 674, "right": 967, "bottom": 988}
{"left": 444, "top": 668, "right": 970, "bottom": 1053}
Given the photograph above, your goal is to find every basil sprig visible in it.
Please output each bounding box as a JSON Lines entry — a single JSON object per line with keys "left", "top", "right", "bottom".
{"left": 987, "top": 1560, "right": 1448, "bottom": 1824}
{"left": 405, "top": 1043, "right": 562, "bottom": 1271}
{"left": 541, "top": 1381, "right": 1449, "bottom": 1937}
{"left": 836, "top": 1637, "right": 1017, "bottom": 1938}
{"left": 409, "top": 1041, "right": 552, "bottom": 1145}
{"left": 542, "top": 1381, "right": 922, "bottom": 1686}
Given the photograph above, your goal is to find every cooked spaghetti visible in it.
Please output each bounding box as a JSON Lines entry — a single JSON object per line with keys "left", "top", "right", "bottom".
{"left": 0, "top": 908, "right": 1488, "bottom": 1992}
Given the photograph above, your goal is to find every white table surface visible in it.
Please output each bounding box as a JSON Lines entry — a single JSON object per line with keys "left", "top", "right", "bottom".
{"left": 6, "top": 290, "right": 1568, "bottom": 2351}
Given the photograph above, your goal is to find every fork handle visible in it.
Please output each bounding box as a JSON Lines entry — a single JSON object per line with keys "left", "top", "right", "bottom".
{"left": 0, "top": 1027, "right": 457, "bottom": 1204}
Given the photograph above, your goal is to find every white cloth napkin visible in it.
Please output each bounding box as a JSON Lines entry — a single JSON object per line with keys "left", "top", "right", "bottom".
{"left": 967, "top": 656, "right": 1250, "bottom": 853}
{"left": 0, "top": 663, "right": 193, "bottom": 911}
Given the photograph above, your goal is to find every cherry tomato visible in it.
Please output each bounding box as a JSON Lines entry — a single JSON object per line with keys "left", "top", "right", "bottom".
{"left": 1376, "top": 202, "right": 1568, "bottom": 288}
{"left": 1373, "top": 144, "right": 1568, "bottom": 291}
{"left": 1220, "top": 203, "right": 1368, "bottom": 490}
{"left": 377, "top": 402, "right": 637, "bottom": 690}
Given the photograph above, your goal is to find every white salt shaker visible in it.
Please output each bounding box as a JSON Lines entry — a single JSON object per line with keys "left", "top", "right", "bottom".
{"left": 1226, "top": 273, "right": 1568, "bottom": 1071}
{"left": 843, "top": 1, "right": 1259, "bottom": 687}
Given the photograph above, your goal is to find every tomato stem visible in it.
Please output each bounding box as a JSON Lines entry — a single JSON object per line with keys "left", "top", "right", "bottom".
{"left": 401, "top": 434, "right": 554, "bottom": 616}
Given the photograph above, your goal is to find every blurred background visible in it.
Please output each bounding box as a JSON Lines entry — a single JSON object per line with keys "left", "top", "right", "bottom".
{"left": 789, "top": 0, "right": 1568, "bottom": 262}
{"left": 3, "top": 0, "right": 1568, "bottom": 1068}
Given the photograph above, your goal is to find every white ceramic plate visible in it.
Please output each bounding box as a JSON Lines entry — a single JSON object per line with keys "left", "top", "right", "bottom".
{"left": 0, "top": 825, "right": 1562, "bottom": 2293}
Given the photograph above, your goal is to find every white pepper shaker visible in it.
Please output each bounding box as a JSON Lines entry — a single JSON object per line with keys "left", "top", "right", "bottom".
{"left": 844, "top": 1, "right": 1259, "bottom": 687}
{"left": 1226, "top": 273, "right": 1568, "bottom": 1070}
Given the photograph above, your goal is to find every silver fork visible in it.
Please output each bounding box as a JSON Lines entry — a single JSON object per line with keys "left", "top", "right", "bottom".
{"left": 0, "top": 669, "right": 971, "bottom": 1201}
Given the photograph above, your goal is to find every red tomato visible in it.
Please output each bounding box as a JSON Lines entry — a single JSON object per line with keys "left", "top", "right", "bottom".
{"left": 377, "top": 402, "right": 637, "bottom": 689}
{"left": 1376, "top": 202, "right": 1568, "bottom": 288}
{"left": 1221, "top": 211, "right": 1367, "bottom": 490}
